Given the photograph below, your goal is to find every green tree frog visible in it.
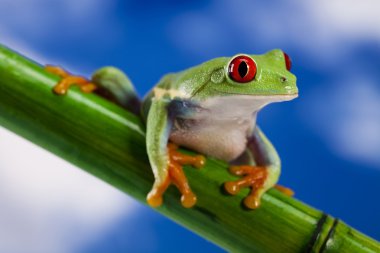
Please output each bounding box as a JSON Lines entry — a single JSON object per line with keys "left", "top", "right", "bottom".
{"left": 45, "top": 49, "right": 298, "bottom": 209}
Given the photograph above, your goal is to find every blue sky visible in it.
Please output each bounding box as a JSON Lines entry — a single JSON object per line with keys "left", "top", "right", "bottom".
{"left": 0, "top": 0, "right": 379, "bottom": 252}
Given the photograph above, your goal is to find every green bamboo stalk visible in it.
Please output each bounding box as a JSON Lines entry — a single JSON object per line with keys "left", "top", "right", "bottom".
{"left": 0, "top": 44, "right": 378, "bottom": 253}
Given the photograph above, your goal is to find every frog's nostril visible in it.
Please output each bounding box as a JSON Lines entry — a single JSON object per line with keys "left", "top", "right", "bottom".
{"left": 280, "top": 77, "right": 287, "bottom": 82}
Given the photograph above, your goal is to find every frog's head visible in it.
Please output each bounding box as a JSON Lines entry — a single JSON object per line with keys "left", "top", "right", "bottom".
{"left": 186, "top": 49, "right": 298, "bottom": 102}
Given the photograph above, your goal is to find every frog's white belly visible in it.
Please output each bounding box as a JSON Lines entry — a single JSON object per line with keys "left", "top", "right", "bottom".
{"left": 169, "top": 95, "right": 284, "bottom": 161}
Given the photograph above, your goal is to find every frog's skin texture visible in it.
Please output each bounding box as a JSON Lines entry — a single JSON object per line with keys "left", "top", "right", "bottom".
{"left": 46, "top": 49, "right": 298, "bottom": 209}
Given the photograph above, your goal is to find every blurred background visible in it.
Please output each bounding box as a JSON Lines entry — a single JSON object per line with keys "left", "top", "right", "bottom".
{"left": 0, "top": 0, "right": 379, "bottom": 252}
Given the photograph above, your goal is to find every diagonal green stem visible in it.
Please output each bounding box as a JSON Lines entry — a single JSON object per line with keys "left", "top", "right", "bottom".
{"left": 0, "top": 44, "right": 378, "bottom": 253}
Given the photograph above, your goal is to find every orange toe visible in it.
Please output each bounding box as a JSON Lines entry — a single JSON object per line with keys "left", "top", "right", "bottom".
{"left": 147, "top": 143, "right": 206, "bottom": 208}
{"left": 224, "top": 166, "right": 267, "bottom": 209}
{"left": 274, "top": 184, "right": 294, "bottom": 197}
{"left": 45, "top": 65, "right": 97, "bottom": 95}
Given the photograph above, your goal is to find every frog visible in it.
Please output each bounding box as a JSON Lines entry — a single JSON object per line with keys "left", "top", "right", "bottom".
{"left": 45, "top": 49, "right": 298, "bottom": 209}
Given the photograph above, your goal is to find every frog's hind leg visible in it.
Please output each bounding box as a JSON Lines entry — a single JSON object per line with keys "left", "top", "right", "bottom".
{"left": 45, "top": 65, "right": 140, "bottom": 115}
{"left": 224, "top": 126, "right": 293, "bottom": 209}
{"left": 91, "top": 67, "right": 140, "bottom": 115}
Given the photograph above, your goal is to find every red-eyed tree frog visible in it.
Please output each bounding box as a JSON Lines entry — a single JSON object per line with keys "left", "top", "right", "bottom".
{"left": 45, "top": 49, "right": 298, "bottom": 209}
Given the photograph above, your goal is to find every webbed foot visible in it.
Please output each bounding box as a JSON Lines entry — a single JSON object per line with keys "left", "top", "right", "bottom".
{"left": 224, "top": 165, "right": 269, "bottom": 209}
{"left": 147, "top": 143, "right": 205, "bottom": 208}
{"left": 45, "top": 65, "right": 97, "bottom": 95}
{"left": 274, "top": 184, "right": 294, "bottom": 197}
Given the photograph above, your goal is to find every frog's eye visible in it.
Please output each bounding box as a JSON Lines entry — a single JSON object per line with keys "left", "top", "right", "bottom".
{"left": 283, "top": 52, "right": 292, "bottom": 71}
{"left": 228, "top": 55, "right": 257, "bottom": 83}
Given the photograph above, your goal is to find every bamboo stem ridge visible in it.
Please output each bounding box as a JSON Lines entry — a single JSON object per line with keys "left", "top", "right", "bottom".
{"left": 0, "top": 44, "right": 378, "bottom": 253}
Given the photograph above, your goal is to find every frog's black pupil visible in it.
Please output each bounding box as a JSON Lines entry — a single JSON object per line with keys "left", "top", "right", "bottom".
{"left": 238, "top": 61, "right": 248, "bottom": 78}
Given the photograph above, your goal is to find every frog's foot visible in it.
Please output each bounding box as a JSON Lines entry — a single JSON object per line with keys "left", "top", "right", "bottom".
{"left": 224, "top": 165, "right": 268, "bottom": 209}
{"left": 274, "top": 184, "right": 294, "bottom": 197}
{"left": 45, "top": 65, "right": 97, "bottom": 95}
{"left": 147, "top": 143, "right": 206, "bottom": 208}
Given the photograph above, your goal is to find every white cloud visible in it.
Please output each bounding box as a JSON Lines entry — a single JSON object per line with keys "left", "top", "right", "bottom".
{"left": 0, "top": 126, "right": 136, "bottom": 253}
{"left": 168, "top": 0, "right": 380, "bottom": 65}
{"left": 301, "top": 76, "right": 380, "bottom": 169}
{"left": 0, "top": 2, "right": 138, "bottom": 252}
{"left": 309, "top": 0, "right": 380, "bottom": 39}
{"left": 0, "top": 0, "right": 122, "bottom": 75}
{"left": 0, "top": 0, "right": 115, "bottom": 37}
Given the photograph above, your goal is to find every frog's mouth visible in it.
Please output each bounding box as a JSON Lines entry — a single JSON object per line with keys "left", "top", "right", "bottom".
{"left": 208, "top": 85, "right": 299, "bottom": 99}
{"left": 198, "top": 93, "right": 298, "bottom": 120}
{"left": 217, "top": 91, "right": 298, "bottom": 102}
{"left": 242, "top": 93, "right": 298, "bottom": 104}
{"left": 220, "top": 93, "right": 299, "bottom": 112}
{"left": 271, "top": 93, "right": 299, "bottom": 101}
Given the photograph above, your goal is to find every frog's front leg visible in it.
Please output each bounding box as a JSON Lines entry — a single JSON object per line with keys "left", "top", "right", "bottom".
{"left": 224, "top": 127, "right": 292, "bottom": 209}
{"left": 146, "top": 98, "right": 205, "bottom": 208}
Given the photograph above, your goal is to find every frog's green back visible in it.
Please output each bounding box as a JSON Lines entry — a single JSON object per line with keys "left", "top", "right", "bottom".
{"left": 141, "top": 57, "right": 229, "bottom": 118}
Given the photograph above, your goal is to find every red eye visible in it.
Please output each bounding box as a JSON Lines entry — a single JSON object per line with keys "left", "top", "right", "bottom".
{"left": 228, "top": 55, "right": 257, "bottom": 83}
{"left": 283, "top": 52, "right": 292, "bottom": 71}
